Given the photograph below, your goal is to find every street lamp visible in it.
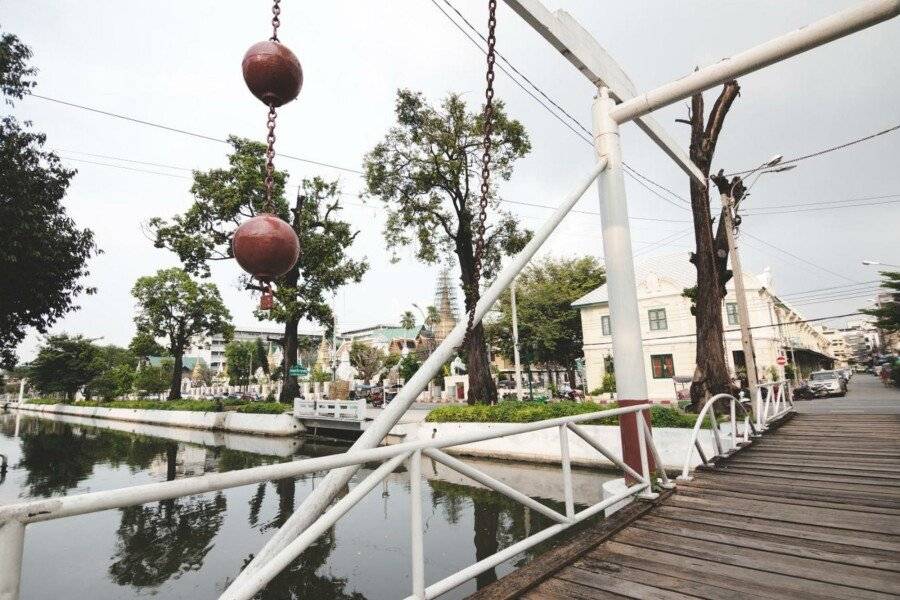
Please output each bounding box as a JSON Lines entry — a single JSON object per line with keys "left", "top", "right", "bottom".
{"left": 863, "top": 260, "right": 900, "bottom": 268}
{"left": 411, "top": 302, "right": 427, "bottom": 327}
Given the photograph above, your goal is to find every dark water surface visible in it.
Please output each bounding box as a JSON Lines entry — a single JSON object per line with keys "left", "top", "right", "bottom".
{"left": 0, "top": 411, "right": 614, "bottom": 599}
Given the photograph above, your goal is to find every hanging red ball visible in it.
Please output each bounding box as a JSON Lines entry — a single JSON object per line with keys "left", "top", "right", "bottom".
{"left": 232, "top": 213, "right": 300, "bottom": 281}
{"left": 242, "top": 41, "right": 303, "bottom": 107}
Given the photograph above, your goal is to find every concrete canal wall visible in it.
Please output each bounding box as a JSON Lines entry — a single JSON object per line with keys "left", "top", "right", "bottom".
{"left": 415, "top": 422, "right": 715, "bottom": 471}
{"left": 14, "top": 403, "right": 305, "bottom": 437}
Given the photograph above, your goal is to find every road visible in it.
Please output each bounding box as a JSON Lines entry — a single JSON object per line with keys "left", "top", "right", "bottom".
{"left": 796, "top": 372, "right": 900, "bottom": 414}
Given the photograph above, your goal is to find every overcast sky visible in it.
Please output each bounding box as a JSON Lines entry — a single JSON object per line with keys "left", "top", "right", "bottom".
{"left": 6, "top": 0, "right": 899, "bottom": 361}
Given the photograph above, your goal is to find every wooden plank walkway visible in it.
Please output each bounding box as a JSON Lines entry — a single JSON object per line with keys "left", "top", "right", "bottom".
{"left": 472, "top": 412, "right": 900, "bottom": 599}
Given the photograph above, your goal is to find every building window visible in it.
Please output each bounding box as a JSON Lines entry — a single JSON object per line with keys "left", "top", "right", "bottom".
{"left": 726, "top": 302, "right": 739, "bottom": 326}
{"left": 650, "top": 354, "right": 675, "bottom": 379}
{"left": 648, "top": 308, "right": 668, "bottom": 331}
{"left": 601, "top": 315, "right": 612, "bottom": 336}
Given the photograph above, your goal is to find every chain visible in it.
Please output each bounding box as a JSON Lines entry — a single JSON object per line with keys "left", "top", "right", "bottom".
{"left": 270, "top": 0, "right": 282, "bottom": 42}
{"left": 461, "top": 0, "right": 497, "bottom": 349}
{"left": 263, "top": 104, "right": 278, "bottom": 213}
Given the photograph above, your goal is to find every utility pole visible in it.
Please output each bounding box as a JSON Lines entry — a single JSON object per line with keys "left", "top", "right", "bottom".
{"left": 510, "top": 278, "right": 524, "bottom": 401}
{"left": 721, "top": 191, "right": 760, "bottom": 400}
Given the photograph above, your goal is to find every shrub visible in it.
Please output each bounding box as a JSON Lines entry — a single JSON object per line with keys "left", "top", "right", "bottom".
{"left": 236, "top": 402, "right": 288, "bottom": 414}
{"left": 425, "top": 400, "right": 706, "bottom": 428}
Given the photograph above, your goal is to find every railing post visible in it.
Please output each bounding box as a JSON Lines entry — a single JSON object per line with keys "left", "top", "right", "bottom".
{"left": 0, "top": 520, "right": 25, "bottom": 600}
{"left": 409, "top": 450, "right": 425, "bottom": 600}
{"left": 558, "top": 425, "right": 574, "bottom": 518}
{"left": 635, "top": 414, "right": 658, "bottom": 499}
{"left": 729, "top": 397, "right": 737, "bottom": 451}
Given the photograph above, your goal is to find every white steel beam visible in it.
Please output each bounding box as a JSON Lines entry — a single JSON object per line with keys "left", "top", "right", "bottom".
{"left": 610, "top": 0, "right": 900, "bottom": 125}
{"left": 222, "top": 159, "right": 609, "bottom": 595}
{"left": 502, "top": 0, "right": 706, "bottom": 185}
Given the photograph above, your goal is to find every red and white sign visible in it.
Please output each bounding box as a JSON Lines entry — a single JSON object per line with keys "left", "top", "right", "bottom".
{"left": 776, "top": 355, "right": 787, "bottom": 366}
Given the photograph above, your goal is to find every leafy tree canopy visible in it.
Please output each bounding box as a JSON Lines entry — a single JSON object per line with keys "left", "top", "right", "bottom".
{"left": 128, "top": 331, "right": 168, "bottom": 359}
{"left": 224, "top": 340, "right": 256, "bottom": 385}
{"left": 27, "top": 334, "right": 101, "bottom": 400}
{"left": 861, "top": 271, "right": 900, "bottom": 333}
{"left": 0, "top": 31, "right": 99, "bottom": 367}
{"left": 349, "top": 341, "right": 385, "bottom": 383}
{"left": 131, "top": 268, "right": 233, "bottom": 399}
{"left": 487, "top": 257, "right": 605, "bottom": 379}
{"left": 400, "top": 310, "right": 416, "bottom": 330}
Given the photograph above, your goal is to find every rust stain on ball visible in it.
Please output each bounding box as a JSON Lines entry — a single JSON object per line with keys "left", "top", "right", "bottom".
{"left": 242, "top": 41, "right": 303, "bottom": 107}
{"left": 232, "top": 213, "right": 300, "bottom": 281}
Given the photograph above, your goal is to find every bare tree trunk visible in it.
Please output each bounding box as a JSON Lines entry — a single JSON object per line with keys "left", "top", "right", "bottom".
{"left": 278, "top": 198, "right": 305, "bottom": 404}
{"left": 687, "top": 81, "right": 741, "bottom": 409}
{"left": 458, "top": 225, "right": 498, "bottom": 405}
{"left": 168, "top": 351, "right": 183, "bottom": 400}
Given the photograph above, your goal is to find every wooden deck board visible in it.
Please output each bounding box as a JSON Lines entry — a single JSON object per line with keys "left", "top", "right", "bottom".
{"left": 469, "top": 412, "right": 900, "bottom": 599}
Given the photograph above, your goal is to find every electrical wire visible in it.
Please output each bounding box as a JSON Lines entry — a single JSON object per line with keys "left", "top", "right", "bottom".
{"left": 727, "top": 123, "right": 900, "bottom": 176}
{"left": 740, "top": 231, "right": 860, "bottom": 284}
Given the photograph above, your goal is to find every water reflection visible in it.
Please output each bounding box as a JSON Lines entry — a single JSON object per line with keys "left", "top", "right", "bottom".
{"left": 0, "top": 411, "right": 614, "bottom": 599}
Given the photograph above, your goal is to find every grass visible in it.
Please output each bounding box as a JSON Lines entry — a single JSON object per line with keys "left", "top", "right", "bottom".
{"left": 425, "top": 400, "right": 704, "bottom": 428}
{"left": 23, "top": 397, "right": 288, "bottom": 414}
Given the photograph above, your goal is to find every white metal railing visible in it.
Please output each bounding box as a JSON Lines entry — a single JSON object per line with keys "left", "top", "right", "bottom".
{"left": 678, "top": 393, "right": 759, "bottom": 481}
{"left": 754, "top": 380, "right": 794, "bottom": 430}
{"left": 293, "top": 398, "right": 366, "bottom": 421}
{"left": 0, "top": 404, "right": 671, "bottom": 600}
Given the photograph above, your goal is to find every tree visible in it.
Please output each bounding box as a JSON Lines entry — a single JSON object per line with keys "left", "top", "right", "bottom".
{"left": 398, "top": 353, "right": 421, "bottom": 383}
{"left": 27, "top": 334, "right": 101, "bottom": 401}
{"left": 862, "top": 271, "right": 900, "bottom": 332}
{"left": 425, "top": 305, "right": 440, "bottom": 330}
{"left": 400, "top": 311, "right": 416, "bottom": 329}
{"left": 363, "top": 90, "right": 532, "bottom": 404}
{"left": 681, "top": 81, "right": 742, "bottom": 407}
{"left": 487, "top": 257, "right": 605, "bottom": 388}
{"left": 133, "top": 361, "right": 171, "bottom": 398}
{"left": 224, "top": 340, "right": 255, "bottom": 386}
{"left": 254, "top": 337, "right": 270, "bottom": 376}
{"left": 128, "top": 331, "right": 168, "bottom": 359}
{"left": 150, "top": 139, "right": 367, "bottom": 403}
{"left": 349, "top": 341, "right": 385, "bottom": 383}
{"left": 0, "top": 31, "right": 99, "bottom": 368}
{"left": 86, "top": 345, "right": 136, "bottom": 401}
{"left": 191, "top": 360, "right": 213, "bottom": 386}
{"left": 131, "top": 268, "right": 233, "bottom": 400}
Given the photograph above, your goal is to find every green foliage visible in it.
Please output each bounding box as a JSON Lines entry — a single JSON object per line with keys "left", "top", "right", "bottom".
{"left": 861, "top": 271, "right": 900, "bottom": 333}
{"left": 131, "top": 267, "right": 233, "bottom": 399}
{"left": 349, "top": 341, "right": 385, "bottom": 382}
{"left": 86, "top": 345, "right": 136, "bottom": 401}
{"left": 310, "top": 365, "right": 331, "bottom": 383}
{"left": 784, "top": 363, "right": 796, "bottom": 381}
{"left": 224, "top": 341, "right": 256, "bottom": 385}
{"left": 128, "top": 331, "right": 168, "bottom": 359}
{"left": 133, "top": 360, "right": 172, "bottom": 398}
{"left": 236, "top": 402, "right": 288, "bottom": 414}
{"left": 148, "top": 139, "right": 367, "bottom": 399}
{"left": 383, "top": 353, "right": 402, "bottom": 371}
{"left": 253, "top": 337, "right": 269, "bottom": 375}
{"left": 27, "top": 334, "right": 101, "bottom": 400}
{"left": 601, "top": 372, "right": 616, "bottom": 394}
{"left": 426, "top": 401, "right": 704, "bottom": 428}
{"left": 398, "top": 353, "right": 421, "bottom": 382}
{"left": 682, "top": 286, "right": 698, "bottom": 316}
{"left": 400, "top": 310, "right": 416, "bottom": 329}
{"left": 0, "top": 31, "right": 99, "bottom": 368}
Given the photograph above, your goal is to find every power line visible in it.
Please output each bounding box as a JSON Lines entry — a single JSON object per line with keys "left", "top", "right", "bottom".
{"left": 744, "top": 193, "right": 900, "bottom": 212}
{"left": 740, "top": 231, "right": 860, "bottom": 284}
{"left": 431, "top": 0, "right": 692, "bottom": 210}
{"left": 779, "top": 280, "right": 880, "bottom": 299}
{"left": 728, "top": 123, "right": 900, "bottom": 175}
{"left": 29, "top": 93, "right": 364, "bottom": 175}
{"left": 743, "top": 198, "right": 900, "bottom": 216}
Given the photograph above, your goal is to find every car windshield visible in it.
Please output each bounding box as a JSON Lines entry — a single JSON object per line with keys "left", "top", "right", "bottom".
{"left": 811, "top": 372, "right": 836, "bottom": 381}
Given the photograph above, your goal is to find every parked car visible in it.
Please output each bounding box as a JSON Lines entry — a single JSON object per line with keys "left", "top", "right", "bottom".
{"left": 808, "top": 370, "right": 847, "bottom": 397}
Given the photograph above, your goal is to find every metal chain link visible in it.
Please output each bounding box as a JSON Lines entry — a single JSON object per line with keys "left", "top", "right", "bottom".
{"left": 270, "top": 0, "right": 282, "bottom": 42}
{"left": 461, "top": 0, "right": 497, "bottom": 349}
{"left": 264, "top": 104, "right": 278, "bottom": 213}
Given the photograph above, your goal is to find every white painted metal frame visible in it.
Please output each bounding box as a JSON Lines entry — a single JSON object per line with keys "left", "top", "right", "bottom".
{"left": 0, "top": 403, "right": 669, "bottom": 600}
{"left": 678, "top": 393, "right": 760, "bottom": 481}
{"left": 755, "top": 380, "right": 794, "bottom": 430}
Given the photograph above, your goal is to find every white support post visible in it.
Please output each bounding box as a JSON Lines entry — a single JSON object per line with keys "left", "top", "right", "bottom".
{"left": 224, "top": 162, "right": 608, "bottom": 595}
{"left": 635, "top": 415, "right": 658, "bottom": 500}
{"left": 558, "top": 425, "right": 574, "bottom": 519}
{"left": 409, "top": 450, "right": 425, "bottom": 600}
{"left": 0, "top": 520, "right": 25, "bottom": 600}
{"left": 511, "top": 279, "right": 524, "bottom": 401}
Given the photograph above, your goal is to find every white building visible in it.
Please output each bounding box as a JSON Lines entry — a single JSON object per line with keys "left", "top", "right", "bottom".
{"left": 188, "top": 324, "right": 321, "bottom": 373}
{"left": 573, "top": 253, "right": 834, "bottom": 401}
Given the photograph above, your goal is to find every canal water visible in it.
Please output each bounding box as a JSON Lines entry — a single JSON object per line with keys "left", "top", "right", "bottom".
{"left": 0, "top": 410, "right": 616, "bottom": 599}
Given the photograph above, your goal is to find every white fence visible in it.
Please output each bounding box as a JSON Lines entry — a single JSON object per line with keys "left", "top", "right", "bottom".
{"left": 0, "top": 404, "right": 669, "bottom": 600}
{"left": 754, "top": 380, "right": 794, "bottom": 430}
{"left": 293, "top": 398, "right": 366, "bottom": 421}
